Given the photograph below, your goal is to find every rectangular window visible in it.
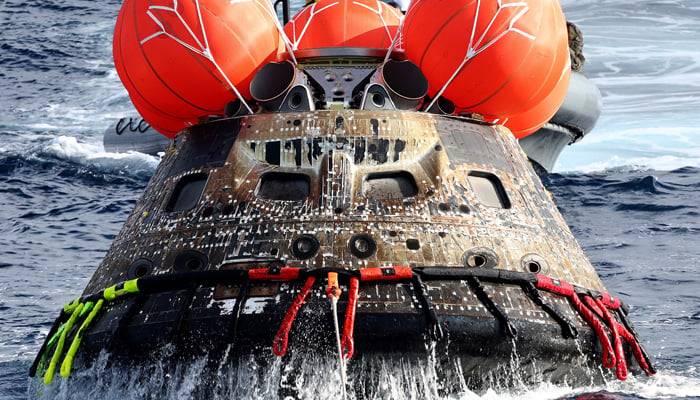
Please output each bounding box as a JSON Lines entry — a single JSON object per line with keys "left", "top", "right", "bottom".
{"left": 467, "top": 171, "right": 511, "bottom": 209}
{"left": 256, "top": 172, "right": 310, "bottom": 201}
{"left": 363, "top": 171, "right": 418, "bottom": 200}
{"left": 166, "top": 173, "right": 208, "bottom": 212}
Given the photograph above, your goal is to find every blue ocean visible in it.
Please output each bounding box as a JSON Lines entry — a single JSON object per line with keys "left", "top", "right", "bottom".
{"left": 0, "top": 0, "right": 698, "bottom": 398}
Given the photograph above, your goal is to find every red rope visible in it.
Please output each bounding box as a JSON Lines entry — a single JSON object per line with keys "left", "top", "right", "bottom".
{"left": 535, "top": 275, "right": 616, "bottom": 369}
{"left": 535, "top": 274, "right": 575, "bottom": 297}
{"left": 272, "top": 276, "right": 316, "bottom": 357}
{"left": 535, "top": 275, "right": 656, "bottom": 378}
{"left": 264, "top": 269, "right": 651, "bottom": 379}
{"left": 616, "top": 320, "right": 654, "bottom": 376}
{"left": 600, "top": 292, "right": 622, "bottom": 310}
{"left": 587, "top": 296, "right": 628, "bottom": 380}
{"left": 341, "top": 277, "right": 359, "bottom": 360}
{"left": 569, "top": 291, "right": 617, "bottom": 369}
{"left": 359, "top": 266, "right": 413, "bottom": 282}
{"left": 249, "top": 267, "right": 302, "bottom": 281}
{"left": 587, "top": 296, "right": 654, "bottom": 376}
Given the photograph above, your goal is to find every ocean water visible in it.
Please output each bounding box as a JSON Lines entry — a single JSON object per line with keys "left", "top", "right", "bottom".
{"left": 0, "top": 0, "right": 699, "bottom": 399}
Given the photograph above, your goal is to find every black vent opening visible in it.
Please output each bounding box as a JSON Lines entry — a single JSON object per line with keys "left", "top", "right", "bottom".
{"left": 363, "top": 171, "right": 418, "bottom": 200}
{"left": 257, "top": 172, "right": 310, "bottom": 201}
{"left": 166, "top": 173, "right": 208, "bottom": 212}
{"left": 467, "top": 171, "right": 511, "bottom": 209}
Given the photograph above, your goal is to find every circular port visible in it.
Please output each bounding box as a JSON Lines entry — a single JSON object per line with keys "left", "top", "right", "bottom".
{"left": 371, "top": 92, "right": 386, "bottom": 108}
{"left": 527, "top": 261, "right": 541, "bottom": 273}
{"left": 462, "top": 247, "right": 499, "bottom": 269}
{"left": 289, "top": 92, "right": 303, "bottom": 110}
{"left": 291, "top": 235, "right": 320, "bottom": 260}
{"left": 349, "top": 234, "right": 376, "bottom": 259}
{"left": 174, "top": 250, "right": 208, "bottom": 272}
{"left": 467, "top": 254, "right": 487, "bottom": 268}
{"left": 128, "top": 258, "right": 153, "bottom": 279}
{"left": 521, "top": 254, "right": 547, "bottom": 274}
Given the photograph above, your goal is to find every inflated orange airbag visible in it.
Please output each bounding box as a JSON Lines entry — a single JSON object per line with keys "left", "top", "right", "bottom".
{"left": 403, "top": 0, "right": 571, "bottom": 137}
{"left": 489, "top": 66, "right": 571, "bottom": 138}
{"left": 284, "top": 0, "right": 401, "bottom": 51}
{"left": 113, "top": 0, "right": 281, "bottom": 137}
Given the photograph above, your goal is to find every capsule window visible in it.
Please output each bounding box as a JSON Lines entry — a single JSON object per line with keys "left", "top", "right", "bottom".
{"left": 257, "top": 172, "right": 310, "bottom": 201}
{"left": 363, "top": 171, "right": 418, "bottom": 200}
{"left": 166, "top": 173, "right": 208, "bottom": 212}
{"left": 467, "top": 172, "right": 511, "bottom": 209}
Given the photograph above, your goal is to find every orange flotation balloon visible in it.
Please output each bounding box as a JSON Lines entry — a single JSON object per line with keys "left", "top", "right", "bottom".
{"left": 113, "top": 0, "right": 281, "bottom": 137}
{"left": 404, "top": 0, "right": 571, "bottom": 133}
{"left": 489, "top": 66, "right": 571, "bottom": 138}
{"left": 284, "top": 0, "right": 401, "bottom": 51}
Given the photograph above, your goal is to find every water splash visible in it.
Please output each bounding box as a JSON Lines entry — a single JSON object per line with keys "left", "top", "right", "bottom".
{"left": 26, "top": 350, "right": 700, "bottom": 400}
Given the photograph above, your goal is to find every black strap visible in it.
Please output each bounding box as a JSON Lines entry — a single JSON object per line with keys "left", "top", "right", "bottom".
{"left": 228, "top": 279, "right": 250, "bottom": 345}
{"left": 466, "top": 277, "right": 517, "bottom": 338}
{"left": 522, "top": 282, "right": 578, "bottom": 339}
{"left": 169, "top": 285, "right": 199, "bottom": 344}
{"left": 411, "top": 274, "right": 444, "bottom": 341}
{"left": 108, "top": 295, "right": 148, "bottom": 352}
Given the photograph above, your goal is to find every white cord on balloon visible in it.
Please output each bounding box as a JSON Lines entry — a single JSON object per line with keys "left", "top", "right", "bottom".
{"left": 142, "top": 0, "right": 255, "bottom": 114}
{"left": 287, "top": 2, "right": 340, "bottom": 50}
{"left": 424, "top": 0, "right": 535, "bottom": 112}
{"left": 257, "top": 0, "right": 299, "bottom": 65}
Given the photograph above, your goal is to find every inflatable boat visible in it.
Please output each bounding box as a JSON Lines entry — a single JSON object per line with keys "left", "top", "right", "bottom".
{"left": 32, "top": 0, "right": 652, "bottom": 396}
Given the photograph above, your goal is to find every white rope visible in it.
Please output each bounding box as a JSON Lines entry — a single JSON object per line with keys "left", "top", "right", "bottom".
{"left": 257, "top": 0, "right": 299, "bottom": 64}
{"left": 353, "top": 0, "right": 399, "bottom": 44}
{"left": 288, "top": 2, "right": 340, "bottom": 50}
{"left": 330, "top": 297, "right": 348, "bottom": 400}
{"left": 142, "top": 0, "right": 264, "bottom": 114}
{"left": 382, "top": 13, "right": 403, "bottom": 64}
{"left": 425, "top": 0, "right": 535, "bottom": 112}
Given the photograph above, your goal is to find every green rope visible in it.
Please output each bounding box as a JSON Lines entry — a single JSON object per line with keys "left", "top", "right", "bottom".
{"left": 40, "top": 302, "right": 93, "bottom": 363}
{"left": 63, "top": 298, "right": 81, "bottom": 314}
{"left": 103, "top": 279, "right": 140, "bottom": 301}
{"left": 38, "top": 278, "right": 140, "bottom": 384}
{"left": 60, "top": 299, "right": 104, "bottom": 378}
{"left": 43, "top": 302, "right": 84, "bottom": 385}
{"left": 78, "top": 302, "right": 94, "bottom": 317}
{"left": 45, "top": 323, "right": 67, "bottom": 351}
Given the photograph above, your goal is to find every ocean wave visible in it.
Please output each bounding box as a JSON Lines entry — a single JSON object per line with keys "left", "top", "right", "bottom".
{"left": 557, "top": 155, "right": 700, "bottom": 174}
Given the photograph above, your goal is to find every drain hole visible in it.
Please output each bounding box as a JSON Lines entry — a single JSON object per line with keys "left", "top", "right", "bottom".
{"left": 134, "top": 265, "right": 149, "bottom": 277}
{"left": 371, "top": 92, "right": 385, "bottom": 108}
{"left": 406, "top": 239, "right": 420, "bottom": 251}
{"left": 438, "top": 203, "right": 450, "bottom": 212}
{"left": 467, "top": 254, "right": 487, "bottom": 268}
{"left": 289, "top": 93, "right": 303, "bottom": 109}
{"left": 527, "top": 261, "right": 541, "bottom": 273}
{"left": 186, "top": 258, "right": 202, "bottom": 271}
{"left": 458, "top": 204, "right": 470, "bottom": 214}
